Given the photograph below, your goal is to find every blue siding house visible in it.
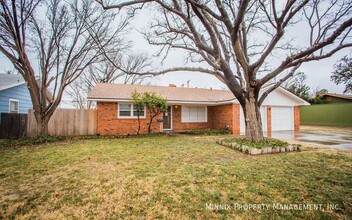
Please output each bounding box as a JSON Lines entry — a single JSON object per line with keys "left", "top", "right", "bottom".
{"left": 0, "top": 74, "right": 33, "bottom": 115}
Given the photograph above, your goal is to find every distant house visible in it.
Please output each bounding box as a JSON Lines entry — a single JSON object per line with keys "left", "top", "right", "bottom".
{"left": 88, "top": 83, "right": 310, "bottom": 135}
{"left": 0, "top": 74, "right": 32, "bottom": 115}
{"left": 321, "top": 93, "right": 352, "bottom": 104}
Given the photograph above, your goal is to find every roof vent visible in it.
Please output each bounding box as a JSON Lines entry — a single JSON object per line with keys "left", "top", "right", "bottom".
{"left": 169, "top": 84, "right": 176, "bottom": 87}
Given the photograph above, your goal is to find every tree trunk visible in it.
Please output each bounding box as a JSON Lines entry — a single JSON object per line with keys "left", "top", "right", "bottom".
{"left": 39, "top": 119, "right": 49, "bottom": 136}
{"left": 137, "top": 115, "right": 141, "bottom": 134}
{"left": 33, "top": 110, "right": 50, "bottom": 137}
{"left": 148, "top": 116, "right": 153, "bottom": 134}
{"left": 36, "top": 114, "right": 49, "bottom": 136}
{"left": 243, "top": 90, "right": 264, "bottom": 142}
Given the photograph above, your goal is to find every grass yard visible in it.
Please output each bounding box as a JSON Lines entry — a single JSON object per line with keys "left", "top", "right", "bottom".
{"left": 301, "top": 125, "right": 352, "bottom": 135}
{"left": 0, "top": 135, "right": 351, "bottom": 219}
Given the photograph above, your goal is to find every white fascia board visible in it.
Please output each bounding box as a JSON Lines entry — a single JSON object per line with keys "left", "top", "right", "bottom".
{"left": 261, "top": 86, "right": 310, "bottom": 106}
{"left": 276, "top": 87, "right": 310, "bottom": 105}
{"left": 87, "top": 98, "right": 239, "bottom": 105}
{"left": 0, "top": 82, "right": 26, "bottom": 91}
{"left": 87, "top": 98, "right": 127, "bottom": 102}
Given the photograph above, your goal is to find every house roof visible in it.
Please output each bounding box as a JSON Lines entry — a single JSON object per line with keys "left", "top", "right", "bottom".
{"left": 88, "top": 83, "right": 310, "bottom": 106}
{"left": 88, "top": 83, "right": 235, "bottom": 103}
{"left": 0, "top": 73, "right": 55, "bottom": 102}
{"left": 0, "top": 74, "right": 26, "bottom": 91}
{"left": 322, "top": 93, "right": 352, "bottom": 100}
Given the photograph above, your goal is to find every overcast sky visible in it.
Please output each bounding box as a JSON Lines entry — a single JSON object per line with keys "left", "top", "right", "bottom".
{"left": 126, "top": 9, "right": 350, "bottom": 94}
{"left": 1, "top": 4, "right": 351, "bottom": 108}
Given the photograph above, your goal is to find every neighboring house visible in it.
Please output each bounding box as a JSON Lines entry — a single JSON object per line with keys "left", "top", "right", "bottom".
{"left": 88, "top": 83, "right": 310, "bottom": 135}
{"left": 0, "top": 74, "right": 32, "bottom": 116}
{"left": 321, "top": 93, "right": 352, "bottom": 104}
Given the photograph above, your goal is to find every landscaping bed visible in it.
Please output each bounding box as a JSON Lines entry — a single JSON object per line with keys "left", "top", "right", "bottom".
{"left": 217, "top": 137, "right": 303, "bottom": 155}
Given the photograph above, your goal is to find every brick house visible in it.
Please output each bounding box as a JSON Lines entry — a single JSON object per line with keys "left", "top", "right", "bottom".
{"left": 87, "top": 83, "right": 309, "bottom": 135}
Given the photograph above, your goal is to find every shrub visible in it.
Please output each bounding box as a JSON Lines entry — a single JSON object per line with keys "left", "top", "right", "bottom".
{"left": 220, "top": 137, "right": 289, "bottom": 149}
{"left": 181, "top": 129, "right": 231, "bottom": 135}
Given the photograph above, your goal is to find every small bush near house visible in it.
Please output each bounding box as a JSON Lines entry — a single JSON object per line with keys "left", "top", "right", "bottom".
{"left": 221, "top": 137, "right": 289, "bottom": 149}
{"left": 180, "top": 128, "right": 231, "bottom": 135}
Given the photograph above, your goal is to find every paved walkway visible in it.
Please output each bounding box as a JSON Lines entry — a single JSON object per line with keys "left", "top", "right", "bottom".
{"left": 267, "top": 130, "right": 352, "bottom": 151}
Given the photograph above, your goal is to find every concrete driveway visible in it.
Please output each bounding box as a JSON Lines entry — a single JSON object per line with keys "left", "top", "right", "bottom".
{"left": 267, "top": 130, "right": 352, "bottom": 151}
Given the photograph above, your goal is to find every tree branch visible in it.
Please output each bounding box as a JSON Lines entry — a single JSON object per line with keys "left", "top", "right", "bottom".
{"left": 258, "top": 64, "right": 301, "bottom": 106}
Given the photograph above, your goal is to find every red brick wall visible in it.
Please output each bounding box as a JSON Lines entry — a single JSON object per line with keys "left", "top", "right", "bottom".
{"left": 171, "top": 105, "right": 211, "bottom": 131}
{"left": 171, "top": 104, "right": 240, "bottom": 134}
{"left": 97, "top": 102, "right": 242, "bottom": 135}
{"left": 294, "top": 106, "right": 300, "bottom": 131}
{"left": 267, "top": 106, "right": 272, "bottom": 133}
{"left": 208, "top": 104, "right": 240, "bottom": 134}
{"left": 232, "top": 104, "right": 240, "bottom": 134}
{"left": 97, "top": 102, "right": 162, "bottom": 135}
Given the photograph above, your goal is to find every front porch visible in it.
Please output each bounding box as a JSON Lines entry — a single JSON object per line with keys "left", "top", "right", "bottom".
{"left": 162, "top": 104, "right": 240, "bottom": 134}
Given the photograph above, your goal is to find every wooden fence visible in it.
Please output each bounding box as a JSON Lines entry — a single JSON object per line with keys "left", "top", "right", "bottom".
{"left": 301, "top": 103, "right": 352, "bottom": 126}
{"left": 27, "top": 109, "right": 98, "bottom": 137}
{"left": 0, "top": 113, "right": 28, "bottom": 139}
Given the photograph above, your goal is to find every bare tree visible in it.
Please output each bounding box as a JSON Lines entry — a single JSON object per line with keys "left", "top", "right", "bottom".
{"left": 0, "top": 0, "right": 128, "bottom": 136}
{"left": 98, "top": 0, "right": 352, "bottom": 142}
{"left": 67, "top": 53, "right": 151, "bottom": 109}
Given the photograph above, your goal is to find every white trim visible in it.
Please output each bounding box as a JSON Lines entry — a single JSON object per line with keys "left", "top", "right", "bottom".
{"left": 261, "top": 106, "right": 267, "bottom": 132}
{"left": 88, "top": 98, "right": 238, "bottom": 105}
{"left": 117, "top": 103, "right": 146, "bottom": 119}
{"left": 277, "top": 87, "right": 310, "bottom": 105}
{"left": 9, "top": 99, "right": 19, "bottom": 113}
{"left": 261, "top": 86, "right": 310, "bottom": 106}
{"left": 163, "top": 106, "right": 173, "bottom": 131}
{"left": 181, "top": 105, "right": 208, "bottom": 123}
{"left": 168, "top": 100, "right": 238, "bottom": 105}
{"left": 0, "top": 81, "right": 26, "bottom": 92}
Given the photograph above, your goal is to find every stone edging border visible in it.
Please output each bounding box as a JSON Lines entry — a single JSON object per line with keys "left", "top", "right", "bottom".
{"left": 216, "top": 140, "right": 303, "bottom": 155}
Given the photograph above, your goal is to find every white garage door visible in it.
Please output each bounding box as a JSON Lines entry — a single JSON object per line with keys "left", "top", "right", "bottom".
{"left": 271, "top": 106, "right": 294, "bottom": 131}
{"left": 240, "top": 106, "right": 267, "bottom": 133}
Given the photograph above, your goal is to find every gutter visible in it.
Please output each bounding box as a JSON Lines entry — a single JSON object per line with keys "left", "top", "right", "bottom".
{"left": 87, "top": 97, "right": 239, "bottom": 105}
{"left": 0, "top": 81, "right": 26, "bottom": 91}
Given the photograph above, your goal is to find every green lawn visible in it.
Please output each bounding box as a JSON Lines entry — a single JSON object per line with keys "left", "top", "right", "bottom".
{"left": 301, "top": 125, "right": 352, "bottom": 135}
{"left": 0, "top": 135, "right": 351, "bottom": 219}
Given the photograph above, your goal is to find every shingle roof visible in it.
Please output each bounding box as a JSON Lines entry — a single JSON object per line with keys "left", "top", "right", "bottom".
{"left": 323, "top": 93, "right": 352, "bottom": 100}
{"left": 0, "top": 74, "right": 25, "bottom": 91}
{"left": 88, "top": 83, "right": 236, "bottom": 103}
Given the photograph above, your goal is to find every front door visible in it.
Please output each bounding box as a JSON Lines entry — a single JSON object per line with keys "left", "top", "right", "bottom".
{"left": 163, "top": 106, "right": 172, "bottom": 130}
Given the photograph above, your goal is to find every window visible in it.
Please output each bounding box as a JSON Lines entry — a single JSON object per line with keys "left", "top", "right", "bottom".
{"left": 181, "top": 106, "right": 207, "bottom": 122}
{"left": 118, "top": 103, "right": 145, "bottom": 118}
{"left": 9, "top": 99, "right": 19, "bottom": 113}
{"left": 119, "top": 104, "right": 132, "bottom": 117}
{"left": 133, "top": 105, "right": 145, "bottom": 117}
